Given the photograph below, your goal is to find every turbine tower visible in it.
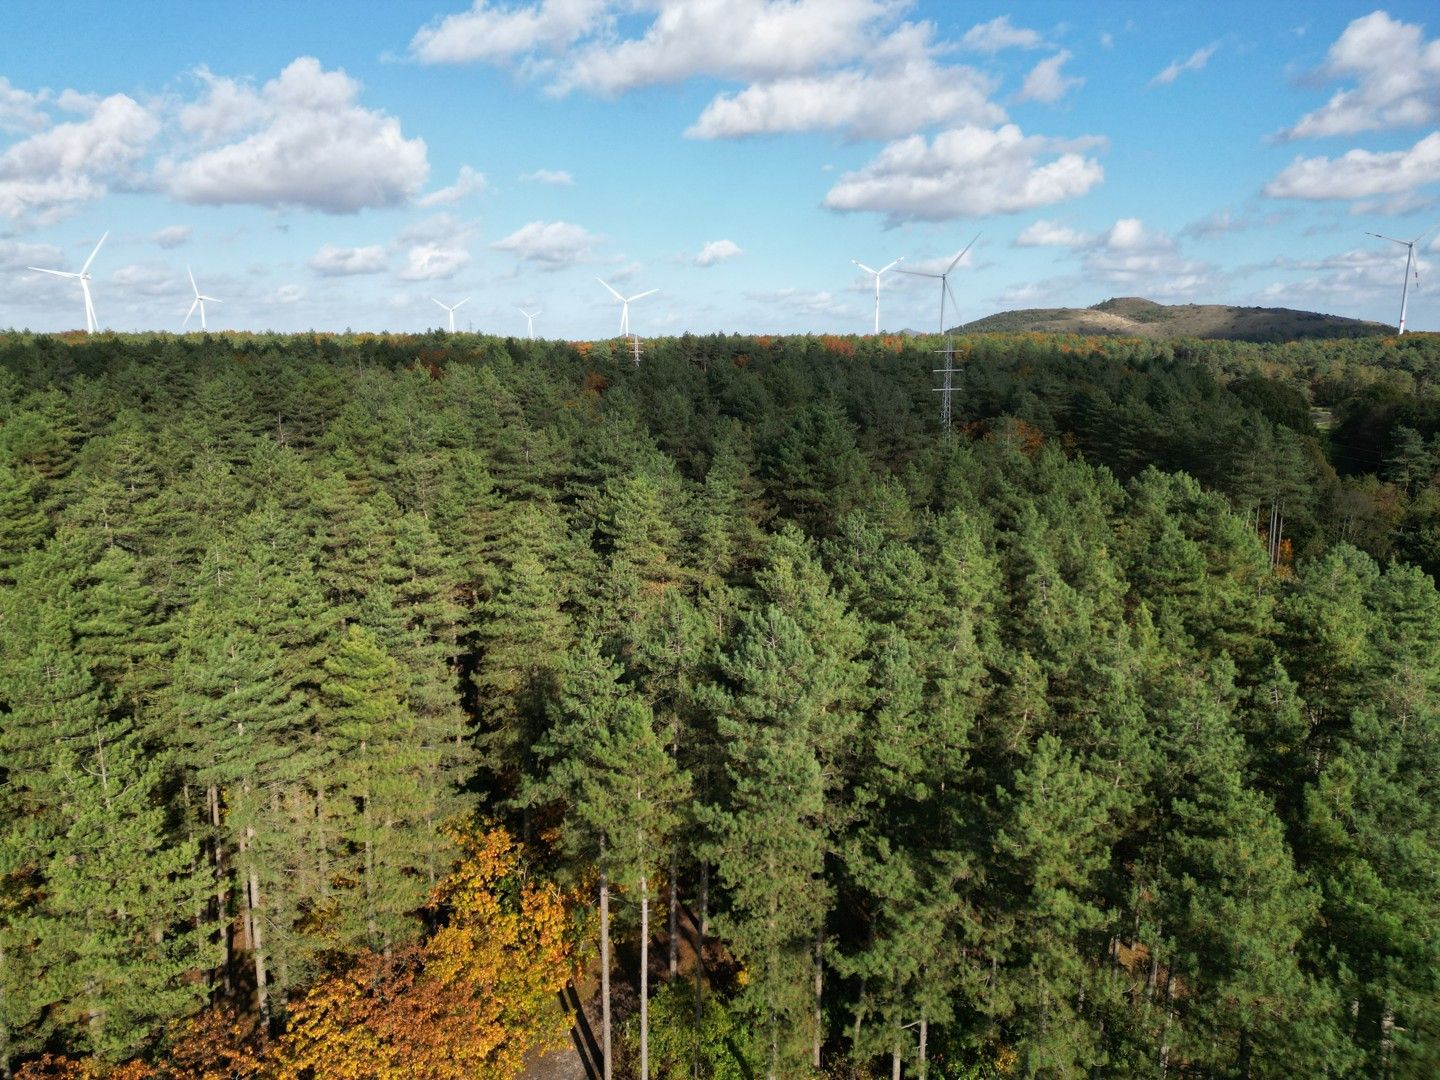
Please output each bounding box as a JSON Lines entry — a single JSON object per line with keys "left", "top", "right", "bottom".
{"left": 26, "top": 231, "right": 108, "bottom": 334}
{"left": 899, "top": 234, "right": 980, "bottom": 434}
{"left": 184, "top": 266, "right": 222, "bottom": 331}
{"left": 518, "top": 307, "right": 540, "bottom": 340}
{"left": 596, "top": 278, "right": 657, "bottom": 336}
{"left": 432, "top": 296, "right": 469, "bottom": 332}
{"left": 851, "top": 256, "right": 903, "bottom": 334}
{"left": 1367, "top": 227, "right": 1432, "bottom": 334}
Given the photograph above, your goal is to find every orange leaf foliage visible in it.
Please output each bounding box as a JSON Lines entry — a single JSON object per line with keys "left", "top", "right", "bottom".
{"left": 268, "top": 825, "right": 575, "bottom": 1080}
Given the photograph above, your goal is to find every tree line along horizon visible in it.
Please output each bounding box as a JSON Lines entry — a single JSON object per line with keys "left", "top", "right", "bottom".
{"left": 2, "top": 326, "right": 1440, "bottom": 1078}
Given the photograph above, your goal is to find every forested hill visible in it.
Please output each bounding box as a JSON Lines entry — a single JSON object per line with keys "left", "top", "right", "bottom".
{"left": 957, "top": 296, "right": 1392, "bottom": 341}
{"left": 3, "top": 328, "right": 1440, "bottom": 1079}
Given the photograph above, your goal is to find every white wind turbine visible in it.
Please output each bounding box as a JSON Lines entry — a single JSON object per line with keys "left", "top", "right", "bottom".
{"left": 27, "top": 231, "right": 108, "bottom": 334}
{"left": 1367, "top": 226, "right": 1434, "bottom": 335}
{"left": 518, "top": 307, "right": 540, "bottom": 340}
{"left": 851, "top": 256, "right": 903, "bottom": 334}
{"left": 898, "top": 234, "right": 979, "bottom": 334}
{"left": 184, "top": 266, "right": 222, "bottom": 331}
{"left": 432, "top": 296, "right": 469, "bottom": 332}
{"left": 597, "top": 278, "right": 657, "bottom": 336}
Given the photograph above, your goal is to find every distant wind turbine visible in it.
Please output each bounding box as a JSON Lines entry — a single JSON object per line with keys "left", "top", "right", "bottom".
{"left": 184, "top": 266, "right": 222, "bottom": 331}
{"left": 432, "top": 296, "right": 469, "bottom": 332}
{"left": 851, "top": 256, "right": 903, "bottom": 334}
{"left": 597, "top": 278, "right": 657, "bottom": 336}
{"left": 27, "top": 231, "right": 108, "bottom": 334}
{"left": 518, "top": 307, "right": 540, "bottom": 340}
{"left": 898, "top": 234, "right": 979, "bottom": 334}
{"left": 1367, "top": 227, "right": 1433, "bottom": 335}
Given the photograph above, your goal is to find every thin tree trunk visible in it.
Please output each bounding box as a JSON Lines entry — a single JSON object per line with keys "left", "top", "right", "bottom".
{"left": 699, "top": 862, "right": 709, "bottom": 939}
{"left": 667, "top": 855, "right": 678, "bottom": 980}
{"left": 641, "top": 874, "right": 650, "bottom": 1080}
{"left": 246, "top": 852, "right": 269, "bottom": 1026}
{"left": 600, "top": 866, "right": 612, "bottom": 1080}
{"left": 813, "top": 929, "right": 824, "bottom": 1068}
{"left": 918, "top": 1017, "right": 928, "bottom": 1080}
{"left": 208, "top": 785, "right": 230, "bottom": 994}
{"left": 892, "top": 1044, "right": 902, "bottom": 1079}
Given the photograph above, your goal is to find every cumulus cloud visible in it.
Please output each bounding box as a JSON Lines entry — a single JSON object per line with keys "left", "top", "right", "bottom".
{"left": 0, "top": 92, "right": 159, "bottom": 223}
{"left": 1080, "top": 218, "right": 1217, "bottom": 297}
{"left": 1018, "top": 51, "right": 1083, "bottom": 104}
{"left": 1264, "top": 131, "right": 1440, "bottom": 202}
{"left": 558, "top": 0, "right": 890, "bottom": 96}
{"left": 961, "top": 15, "right": 1043, "bottom": 53}
{"left": 0, "top": 77, "right": 50, "bottom": 134}
{"left": 397, "top": 244, "right": 471, "bottom": 281}
{"left": 492, "top": 219, "right": 601, "bottom": 268}
{"left": 1258, "top": 244, "right": 1428, "bottom": 313}
{"left": 1015, "top": 219, "right": 1094, "bottom": 247}
{"left": 1280, "top": 11, "right": 1440, "bottom": 140}
{"left": 747, "top": 286, "right": 850, "bottom": 318}
{"left": 0, "top": 236, "right": 63, "bottom": 272}
{"left": 687, "top": 52, "right": 1003, "bottom": 140}
{"left": 521, "top": 168, "right": 574, "bottom": 185}
{"left": 110, "top": 262, "right": 179, "bottom": 297}
{"left": 416, "top": 164, "right": 488, "bottom": 207}
{"left": 1150, "top": 43, "right": 1220, "bottom": 87}
{"left": 309, "top": 243, "right": 389, "bottom": 276}
{"left": 823, "top": 124, "right": 1105, "bottom": 225}
{"left": 162, "top": 58, "right": 428, "bottom": 213}
{"left": 153, "top": 224, "right": 192, "bottom": 248}
{"left": 410, "top": 0, "right": 608, "bottom": 64}
{"left": 695, "top": 239, "right": 742, "bottom": 266}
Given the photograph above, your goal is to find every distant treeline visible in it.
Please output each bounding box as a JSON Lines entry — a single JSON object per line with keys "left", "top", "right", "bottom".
{"left": 2, "top": 328, "right": 1439, "bottom": 1078}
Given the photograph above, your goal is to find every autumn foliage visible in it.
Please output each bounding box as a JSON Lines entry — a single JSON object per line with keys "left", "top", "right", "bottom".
{"left": 269, "top": 825, "right": 577, "bottom": 1080}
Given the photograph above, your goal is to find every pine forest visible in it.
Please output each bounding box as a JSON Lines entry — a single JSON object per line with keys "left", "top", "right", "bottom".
{"left": 3, "top": 327, "right": 1440, "bottom": 1079}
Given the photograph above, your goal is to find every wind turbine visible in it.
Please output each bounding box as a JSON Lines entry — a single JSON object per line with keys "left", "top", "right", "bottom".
{"left": 432, "top": 296, "right": 469, "bottom": 332}
{"left": 897, "top": 234, "right": 979, "bottom": 334}
{"left": 184, "top": 266, "right": 222, "bottom": 331}
{"left": 518, "top": 307, "right": 540, "bottom": 340}
{"left": 1367, "top": 227, "right": 1433, "bottom": 334}
{"left": 26, "top": 231, "right": 108, "bottom": 334}
{"left": 597, "top": 278, "right": 657, "bottom": 336}
{"left": 851, "top": 256, "right": 903, "bottom": 334}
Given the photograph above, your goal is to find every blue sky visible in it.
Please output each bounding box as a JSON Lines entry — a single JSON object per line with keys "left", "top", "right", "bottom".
{"left": 3, "top": 1, "right": 1439, "bottom": 336}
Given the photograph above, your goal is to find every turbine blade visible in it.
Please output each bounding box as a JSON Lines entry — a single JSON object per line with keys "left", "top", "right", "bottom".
{"left": 947, "top": 233, "right": 981, "bottom": 274}
{"left": 81, "top": 279, "right": 96, "bottom": 334}
{"left": 188, "top": 265, "right": 198, "bottom": 295}
{"left": 432, "top": 298, "right": 448, "bottom": 310}
{"left": 945, "top": 279, "right": 961, "bottom": 320}
{"left": 81, "top": 231, "right": 108, "bottom": 275}
{"left": 200, "top": 296, "right": 222, "bottom": 303}
{"left": 27, "top": 267, "right": 79, "bottom": 279}
{"left": 854, "top": 261, "right": 878, "bottom": 275}
{"left": 878, "top": 259, "right": 901, "bottom": 274}
{"left": 627, "top": 289, "right": 658, "bottom": 302}
{"left": 454, "top": 297, "right": 470, "bottom": 309}
{"left": 897, "top": 268, "right": 940, "bottom": 278}
{"left": 1367, "top": 232, "right": 1409, "bottom": 247}
{"left": 185, "top": 298, "right": 198, "bottom": 326}
{"left": 597, "top": 277, "right": 625, "bottom": 301}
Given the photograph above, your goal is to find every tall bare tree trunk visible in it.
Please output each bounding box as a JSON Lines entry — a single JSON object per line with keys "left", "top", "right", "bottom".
{"left": 892, "top": 1043, "right": 902, "bottom": 1079}
{"left": 640, "top": 874, "right": 650, "bottom": 1080}
{"left": 600, "top": 866, "right": 612, "bottom": 1080}
{"left": 246, "top": 851, "right": 269, "bottom": 1026}
{"left": 918, "top": 1017, "right": 928, "bottom": 1080}
{"left": 667, "top": 855, "right": 678, "bottom": 980}
{"left": 813, "top": 930, "right": 824, "bottom": 1068}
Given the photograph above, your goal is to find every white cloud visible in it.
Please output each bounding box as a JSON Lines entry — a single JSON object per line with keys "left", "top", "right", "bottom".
{"left": 1150, "top": 43, "right": 1220, "bottom": 87}
{"left": 695, "top": 239, "right": 742, "bottom": 266}
{"left": 1280, "top": 11, "right": 1440, "bottom": 140}
{"left": 961, "top": 16, "right": 1043, "bottom": 53}
{"left": 410, "top": 0, "right": 608, "bottom": 64}
{"left": 1257, "top": 244, "right": 1428, "bottom": 313}
{"left": 0, "top": 236, "right": 63, "bottom": 272}
{"left": 396, "top": 212, "right": 476, "bottom": 247}
{"left": 823, "top": 124, "right": 1105, "bottom": 225}
{"left": 1264, "top": 131, "right": 1440, "bottom": 202}
{"left": 0, "top": 92, "right": 159, "bottom": 223}
{"left": 687, "top": 53, "right": 1003, "bottom": 140}
{"left": 1079, "top": 218, "right": 1216, "bottom": 298}
{"left": 163, "top": 58, "right": 428, "bottom": 213}
{"left": 1104, "top": 217, "right": 1168, "bottom": 252}
{"left": 1015, "top": 219, "right": 1093, "bottom": 247}
{"left": 558, "top": 0, "right": 891, "bottom": 95}
{"left": 153, "top": 224, "right": 192, "bottom": 249}
{"left": 110, "top": 262, "right": 179, "bottom": 297}
{"left": 397, "top": 244, "right": 471, "bottom": 281}
{"left": 521, "top": 168, "right": 574, "bottom": 185}
{"left": 416, "top": 164, "right": 488, "bottom": 207}
{"left": 272, "top": 284, "right": 305, "bottom": 304}
{"left": 309, "top": 243, "right": 389, "bottom": 276}
{"left": 747, "top": 286, "right": 850, "bottom": 318}
{"left": 0, "top": 77, "right": 50, "bottom": 134}
{"left": 492, "top": 219, "right": 601, "bottom": 267}
{"left": 1018, "top": 51, "right": 1083, "bottom": 104}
